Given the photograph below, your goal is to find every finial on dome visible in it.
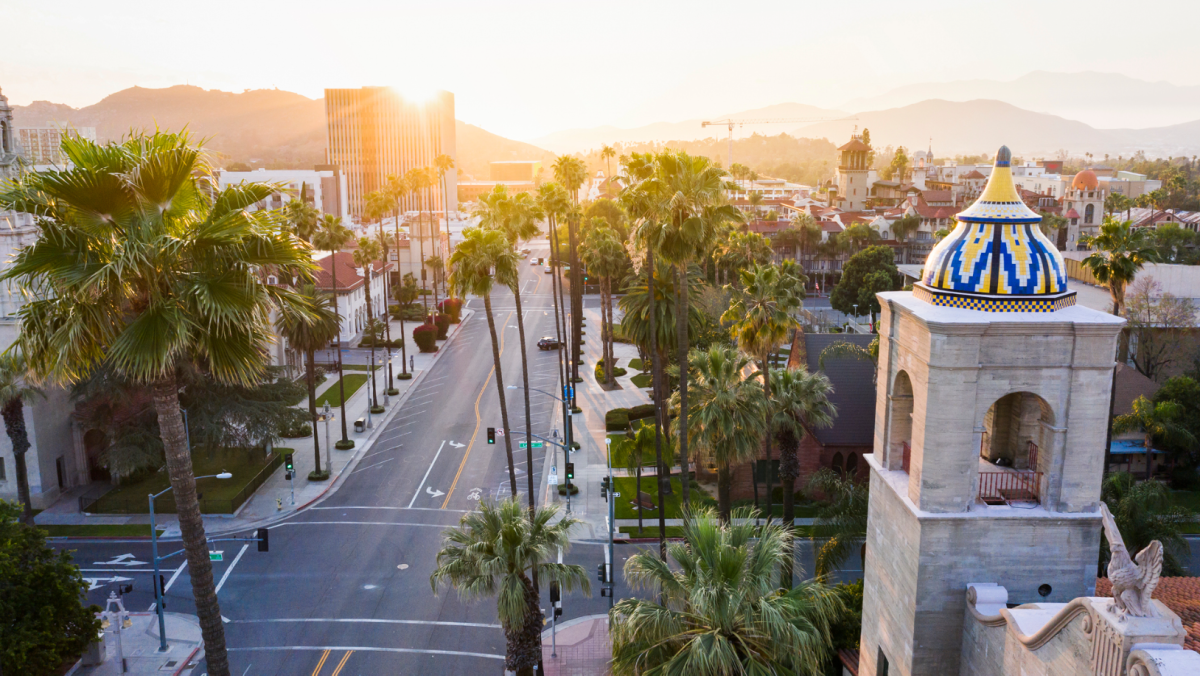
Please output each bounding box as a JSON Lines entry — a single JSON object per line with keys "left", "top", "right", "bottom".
{"left": 995, "top": 146, "right": 1011, "bottom": 167}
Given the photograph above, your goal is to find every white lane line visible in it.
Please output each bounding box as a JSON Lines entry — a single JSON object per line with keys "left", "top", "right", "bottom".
{"left": 309, "top": 506, "right": 470, "bottom": 513}
{"left": 231, "top": 618, "right": 501, "bottom": 629}
{"left": 352, "top": 457, "right": 396, "bottom": 474}
{"left": 164, "top": 561, "right": 188, "bottom": 592}
{"left": 272, "top": 521, "right": 448, "bottom": 529}
{"left": 214, "top": 544, "right": 248, "bottom": 595}
{"left": 228, "top": 646, "right": 504, "bottom": 660}
{"left": 408, "top": 440, "right": 447, "bottom": 508}
{"left": 80, "top": 568, "right": 177, "bottom": 574}
{"left": 359, "top": 446, "right": 400, "bottom": 461}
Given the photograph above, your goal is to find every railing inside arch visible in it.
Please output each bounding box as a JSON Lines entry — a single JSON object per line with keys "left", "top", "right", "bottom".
{"left": 978, "top": 470, "right": 1042, "bottom": 506}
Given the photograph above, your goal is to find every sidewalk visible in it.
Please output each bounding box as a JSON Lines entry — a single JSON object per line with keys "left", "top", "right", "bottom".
{"left": 68, "top": 611, "right": 202, "bottom": 676}
{"left": 542, "top": 614, "right": 611, "bottom": 676}
{"left": 36, "top": 310, "right": 475, "bottom": 537}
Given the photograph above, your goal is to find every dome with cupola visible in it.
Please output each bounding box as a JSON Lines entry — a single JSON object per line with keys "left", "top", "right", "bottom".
{"left": 1071, "top": 169, "right": 1099, "bottom": 190}
{"left": 916, "top": 146, "right": 1076, "bottom": 312}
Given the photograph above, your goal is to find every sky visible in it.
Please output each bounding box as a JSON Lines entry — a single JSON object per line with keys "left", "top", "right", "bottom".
{"left": 4, "top": 0, "right": 1199, "bottom": 141}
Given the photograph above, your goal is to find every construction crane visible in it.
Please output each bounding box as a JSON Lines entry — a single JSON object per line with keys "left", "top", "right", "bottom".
{"left": 701, "top": 116, "right": 858, "bottom": 171}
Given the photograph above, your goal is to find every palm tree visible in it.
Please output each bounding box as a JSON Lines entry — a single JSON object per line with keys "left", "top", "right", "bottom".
{"left": 312, "top": 215, "right": 354, "bottom": 446}
{"left": 890, "top": 214, "right": 922, "bottom": 264}
{"left": 434, "top": 153, "right": 456, "bottom": 290}
{"left": 624, "top": 424, "right": 662, "bottom": 534}
{"left": 610, "top": 506, "right": 843, "bottom": 676}
{"left": 475, "top": 185, "right": 545, "bottom": 515}
{"left": 642, "top": 150, "right": 741, "bottom": 507}
{"left": 1080, "top": 217, "right": 1160, "bottom": 317}
{"left": 0, "top": 351, "right": 41, "bottom": 525}
{"left": 405, "top": 167, "right": 434, "bottom": 313}
{"left": 284, "top": 191, "right": 320, "bottom": 241}
{"left": 431, "top": 498, "right": 589, "bottom": 676}
{"left": 1100, "top": 472, "right": 1193, "bottom": 576}
{"left": 722, "top": 263, "right": 804, "bottom": 520}
{"left": 792, "top": 214, "right": 822, "bottom": 272}
{"left": 601, "top": 144, "right": 616, "bottom": 194}
{"left": 683, "top": 346, "right": 768, "bottom": 521}
{"left": 808, "top": 468, "right": 869, "bottom": 578}
{"left": 553, "top": 156, "right": 589, "bottom": 395}
{"left": 1113, "top": 395, "right": 1197, "bottom": 480}
{"left": 392, "top": 272, "right": 420, "bottom": 379}
{"left": 275, "top": 284, "right": 339, "bottom": 477}
{"left": 580, "top": 225, "right": 625, "bottom": 384}
{"left": 370, "top": 228, "right": 397, "bottom": 386}
{"left": 352, "top": 237, "right": 383, "bottom": 407}
{"left": 0, "top": 131, "right": 313, "bottom": 676}
{"left": 770, "top": 367, "right": 836, "bottom": 587}
{"left": 449, "top": 227, "right": 521, "bottom": 496}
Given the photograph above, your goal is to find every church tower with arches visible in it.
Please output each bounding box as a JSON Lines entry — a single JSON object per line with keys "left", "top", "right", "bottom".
{"left": 857, "top": 147, "right": 1127, "bottom": 675}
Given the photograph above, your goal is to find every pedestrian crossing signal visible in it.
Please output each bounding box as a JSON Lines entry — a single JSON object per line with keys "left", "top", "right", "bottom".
{"left": 487, "top": 427, "right": 495, "bottom": 444}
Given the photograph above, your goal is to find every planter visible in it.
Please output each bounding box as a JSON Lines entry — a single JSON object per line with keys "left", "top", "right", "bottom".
{"left": 437, "top": 298, "right": 463, "bottom": 323}
{"left": 386, "top": 388, "right": 399, "bottom": 396}
{"left": 571, "top": 406, "right": 582, "bottom": 414}
{"left": 397, "top": 373, "right": 413, "bottom": 380}
{"left": 308, "top": 470, "right": 330, "bottom": 482}
{"left": 427, "top": 313, "right": 451, "bottom": 339}
{"left": 335, "top": 440, "right": 356, "bottom": 450}
{"left": 557, "top": 484, "right": 580, "bottom": 496}
{"left": 370, "top": 405, "right": 385, "bottom": 414}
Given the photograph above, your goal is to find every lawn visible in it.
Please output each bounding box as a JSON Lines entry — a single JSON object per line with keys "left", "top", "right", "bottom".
{"left": 630, "top": 372, "right": 652, "bottom": 388}
{"left": 1171, "top": 489, "right": 1200, "bottom": 512}
{"left": 617, "top": 524, "right": 816, "bottom": 538}
{"left": 315, "top": 373, "right": 369, "bottom": 408}
{"left": 40, "top": 524, "right": 165, "bottom": 538}
{"left": 88, "top": 448, "right": 280, "bottom": 514}
{"left": 627, "top": 358, "right": 646, "bottom": 372}
{"left": 341, "top": 364, "right": 381, "bottom": 372}
{"left": 612, "top": 475, "right": 716, "bottom": 520}
{"left": 608, "top": 433, "right": 659, "bottom": 468}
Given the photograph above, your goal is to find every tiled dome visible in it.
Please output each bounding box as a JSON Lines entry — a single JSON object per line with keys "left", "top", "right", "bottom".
{"left": 916, "top": 146, "right": 1076, "bottom": 313}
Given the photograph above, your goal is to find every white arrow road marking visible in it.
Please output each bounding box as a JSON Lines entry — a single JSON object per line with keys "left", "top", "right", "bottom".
{"left": 448, "top": 441, "right": 465, "bottom": 448}
{"left": 93, "top": 554, "right": 146, "bottom": 567}
{"left": 425, "top": 486, "right": 446, "bottom": 498}
{"left": 409, "top": 441, "right": 447, "bottom": 508}
{"left": 84, "top": 575, "right": 133, "bottom": 592}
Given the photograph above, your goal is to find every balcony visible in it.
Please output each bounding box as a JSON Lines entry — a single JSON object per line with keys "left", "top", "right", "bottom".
{"left": 978, "top": 459, "right": 1041, "bottom": 506}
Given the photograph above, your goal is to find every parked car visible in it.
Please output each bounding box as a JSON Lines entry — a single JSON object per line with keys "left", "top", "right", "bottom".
{"left": 537, "top": 336, "right": 562, "bottom": 350}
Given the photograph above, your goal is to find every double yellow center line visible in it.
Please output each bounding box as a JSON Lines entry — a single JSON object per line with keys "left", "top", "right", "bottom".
{"left": 312, "top": 649, "right": 353, "bottom": 676}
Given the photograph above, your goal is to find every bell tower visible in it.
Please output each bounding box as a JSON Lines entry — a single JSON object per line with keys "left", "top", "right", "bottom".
{"left": 836, "top": 132, "right": 871, "bottom": 212}
{"left": 857, "top": 147, "right": 1125, "bottom": 675}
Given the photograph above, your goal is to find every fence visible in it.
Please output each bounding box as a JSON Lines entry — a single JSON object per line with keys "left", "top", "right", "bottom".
{"left": 81, "top": 453, "right": 283, "bottom": 515}
{"left": 978, "top": 470, "right": 1042, "bottom": 505}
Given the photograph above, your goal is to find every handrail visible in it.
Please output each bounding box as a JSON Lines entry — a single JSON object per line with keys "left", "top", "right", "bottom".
{"left": 979, "top": 469, "right": 1042, "bottom": 505}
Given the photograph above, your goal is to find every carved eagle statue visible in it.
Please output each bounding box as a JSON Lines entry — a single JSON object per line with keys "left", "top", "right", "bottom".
{"left": 1100, "top": 502, "right": 1163, "bottom": 618}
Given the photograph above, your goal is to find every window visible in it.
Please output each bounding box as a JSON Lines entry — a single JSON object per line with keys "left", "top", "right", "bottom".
{"left": 1084, "top": 204, "right": 1094, "bottom": 225}
{"left": 754, "top": 460, "right": 779, "bottom": 483}
{"left": 877, "top": 649, "right": 890, "bottom": 675}
{"left": 0, "top": 456, "right": 5, "bottom": 480}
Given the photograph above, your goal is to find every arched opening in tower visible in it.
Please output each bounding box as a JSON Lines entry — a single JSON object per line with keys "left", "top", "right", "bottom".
{"left": 889, "top": 370, "right": 914, "bottom": 473}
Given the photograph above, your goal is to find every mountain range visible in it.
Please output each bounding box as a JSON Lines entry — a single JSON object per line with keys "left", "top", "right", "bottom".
{"left": 10, "top": 85, "right": 555, "bottom": 179}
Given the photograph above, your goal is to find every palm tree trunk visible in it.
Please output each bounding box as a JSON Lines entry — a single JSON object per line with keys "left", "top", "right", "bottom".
{"left": 513, "top": 287, "right": 536, "bottom": 514}
{"left": 645, "top": 247, "right": 668, "bottom": 560}
{"left": 636, "top": 464, "right": 643, "bottom": 533}
{"left": 428, "top": 186, "right": 442, "bottom": 313}
{"left": 568, "top": 213, "right": 582, "bottom": 402}
{"left": 507, "top": 573, "right": 543, "bottom": 676}
{"left": 377, "top": 222, "right": 395, "bottom": 385}
{"left": 779, "top": 438, "right": 798, "bottom": 589}
{"left": 418, "top": 198, "right": 429, "bottom": 315}
{"left": 602, "top": 277, "right": 613, "bottom": 384}
{"left": 306, "top": 349, "right": 321, "bottom": 472}
{"left": 2, "top": 398, "right": 35, "bottom": 526}
{"left": 484, "top": 294, "right": 518, "bottom": 496}
{"left": 395, "top": 209, "right": 409, "bottom": 378}
{"left": 330, "top": 259, "right": 349, "bottom": 442}
{"left": 762, "top": 357, "right": 773, "bottom": 524}
{"left": 718, "top": 463, "right": 732, "bottom": 523}
{"left": 150, "top": 374, "right": 228, "bottom": 676}
{"left": 365, "top": 275, "right": 378, "bottom": 407}
{"left": 675, "top": 266, "right": 691, "bottom": 507}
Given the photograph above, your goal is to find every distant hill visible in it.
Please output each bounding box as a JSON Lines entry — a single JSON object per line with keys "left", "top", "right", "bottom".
{"left": 10, "top": 85, "right": 556, "bottom": 174}
{"left": 791, "top": 99, "right": 1200, "bottom": 158}
{"left": 841, "top": 71, "right": 1200, "bottom": 130}
{"left": 532, "top": 102, "right": 847, "bottom": 155}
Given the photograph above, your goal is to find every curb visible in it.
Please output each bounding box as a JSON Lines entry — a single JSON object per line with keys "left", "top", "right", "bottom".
{"left": 541, "top": 613, "right": 608, "bottom": 640}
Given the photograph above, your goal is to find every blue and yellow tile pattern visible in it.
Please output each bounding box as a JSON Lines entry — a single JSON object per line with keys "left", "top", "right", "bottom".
{"left": 916, "top": 146, "right": 1073, "bottom": 312}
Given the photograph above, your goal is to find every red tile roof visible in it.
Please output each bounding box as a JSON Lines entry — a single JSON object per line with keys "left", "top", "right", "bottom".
{"left": 314, "top": 251, "right": 392, "bottom": 292}
{"left": 962, "top": 170, "right": 986, "bottom": 179}
{"left": 1096, "top": 577, "right": 1200, "bottom": 653}
{"left": 838, "top": 138, "right": 871, "bottom": 152}
{"left": 920, "top": 190, "right": 953, "bottom": 204}
{"left": 838, "top": 648, "right": 860, "bottom": 675}
{"left": 1065, "top": 208, "right": 1080, "bottom": 219}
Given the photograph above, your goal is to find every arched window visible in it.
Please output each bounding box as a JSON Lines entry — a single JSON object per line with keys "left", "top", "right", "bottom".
{"left": 1084, "top": 204, "right": 1095, "bottom": 224}
{"left": 846, "top": 453, "right": 858, "bottom": 477}
{"left": 889, "top": 371, "right": 914, "bottom": 472}
{"left": 832, "top": 452, "right": 845, "bottom": 476}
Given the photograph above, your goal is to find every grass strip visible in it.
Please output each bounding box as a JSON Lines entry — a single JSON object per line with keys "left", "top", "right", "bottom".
{"left": 315, "top": 373, "right": 369, "bottom": 408}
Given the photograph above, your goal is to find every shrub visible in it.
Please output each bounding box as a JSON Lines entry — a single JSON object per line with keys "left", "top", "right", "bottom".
{"left": 335, "top": 439, "right": 355, "bottom": 450}
{"left": 428, "top": 313, "right": 450, "bottom": 339}
{"left": 437, "top": 298, "right": 463, "bottom": 323}
{"left": 594, "top": 359, "right": 627, "bottom": 382}
{"left": 606, "top": 408, "right": 630, "bottom": 432}
{"left": 370, "top": 405, "right": 385, "bottom": 414}
{"left": 308, "top": 470, "right": 330, "bottom": 482}
{"left": 413, "top": 323, "right": 438, "bottom": 352}
{"left": 391, "top": 304, "right": 426, "bottom": 321}
{"left": 396, "top": 372, "right": 413, "bottom": 380}
{"left": 279, "top": 421, "right": 313, "bottom": 439}
{"left": 628, "top": 404, "right": 656, "bottom": 422}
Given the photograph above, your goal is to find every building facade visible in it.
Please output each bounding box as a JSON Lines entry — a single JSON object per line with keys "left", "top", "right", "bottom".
{"left": 217, "top": 166, "right": 351, "bottom": 222}
{"left": 314, "top": 251, "right": 394, "bottom": 344}
{"left": 324, "top": 87, "right": 457, "bottom": 221}
{"left": 1063, "top": 169, "right": 1105, "bottom": 250}
{"left": 15, "top": 123, "right": 97, "bottom": 165}
{"left": 836, "top": 135, "right": 873, "bottom": 212}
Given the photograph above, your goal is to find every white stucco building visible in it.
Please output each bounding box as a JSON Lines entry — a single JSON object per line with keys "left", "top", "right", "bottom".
{"left": 218, "top": 166, "right": 351, "bottom": 223}
{"left": 314, "top": 251, "right": 394, "bottom": 344}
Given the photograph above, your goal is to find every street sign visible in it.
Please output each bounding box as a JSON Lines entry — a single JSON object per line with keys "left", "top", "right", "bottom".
{"left": 495, "top": 428, "right": 504, "bottom": 436}
{"left": 547, "top": 473, "right": 559, "bottom": 486}
{"left": 209, "top": 551, "right": 223, "bottom": 562}
{"left": 518, "top": 441, "right": 544, "bottom": 449}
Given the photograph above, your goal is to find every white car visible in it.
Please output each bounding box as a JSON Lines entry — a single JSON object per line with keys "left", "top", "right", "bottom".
{"left": 530, "top": 258, "right": 539, "bottom": 266}
{"left": 543, "top": 265, "right": 553, "bottom": 274}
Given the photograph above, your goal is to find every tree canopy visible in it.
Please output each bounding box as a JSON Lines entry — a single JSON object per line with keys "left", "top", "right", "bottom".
{"left": 830, "top": 245, "right": 903, "bottom": 319}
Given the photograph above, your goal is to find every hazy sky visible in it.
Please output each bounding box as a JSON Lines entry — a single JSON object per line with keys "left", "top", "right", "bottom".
{"left": 4, "top": 0, "right": 1197, "bottom": 140}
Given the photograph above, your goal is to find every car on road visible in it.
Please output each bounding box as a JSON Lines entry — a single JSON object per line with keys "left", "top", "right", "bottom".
{"left": 521, "top": 247, "right": 532, "bottom": 254}
{"left": 537, "top": 336, "right": 562, "bottom": 350}
{"left": 530, "top": 258, "right": 539, "bottom": 266}
{"left": 543, "top": 265, "right": 553, "bottom": 273}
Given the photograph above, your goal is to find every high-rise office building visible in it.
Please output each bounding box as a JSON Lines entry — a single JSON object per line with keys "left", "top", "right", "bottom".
{"left": 324, "top": 87, "right": 457, "bottom": 220}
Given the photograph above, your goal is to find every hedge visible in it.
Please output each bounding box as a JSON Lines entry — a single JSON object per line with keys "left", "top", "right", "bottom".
{"left": 413, "top": 323, "right": 438, "bottom": 352}
{"left": 428, "top": 313, "right": 450, "bottom": 339}
{"left": 279, "top": 421, "right": 313, "bottom": 439}
{"left": 437, "top": 298, "right": 463, "bottom": 323}
{"left": 605, "top": 403, "right": 657, "bottom": 432}
{"left": 391, "top": 304, "right": 427, "bottom": 321}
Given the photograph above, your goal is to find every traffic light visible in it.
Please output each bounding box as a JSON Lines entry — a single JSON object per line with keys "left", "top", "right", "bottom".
{"left": 157, "top": 574, "right": 166, "bottom": 607}
{"left": 565, "top": 462, "right": 575, "bottom": 482}
{"left": 487, "top": 427, "right": 496, "bottom": 444}
{"left": 257, "top": 527, "right": 269, "bottom": 553}
{"left": 549, "top": 582, "right": 560, "bottom": 604}
{"left": 597, "top": 563, "right": 606, "bottom": 583}
{"left": 600, "top": 476, "right": 609, "bottom": 501}
{"left": 284, "top": 453, "right": 294, "bottom": 472}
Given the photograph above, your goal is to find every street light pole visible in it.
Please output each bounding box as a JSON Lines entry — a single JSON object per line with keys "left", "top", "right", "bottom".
{"left": 507, "top": 385, "right": 573, "bottom": 511}
{"left": 322, "top": 402, "right": 333, "bottom": 475}
{"left": 605, "top": 437, "right": 614, "bottom": 609}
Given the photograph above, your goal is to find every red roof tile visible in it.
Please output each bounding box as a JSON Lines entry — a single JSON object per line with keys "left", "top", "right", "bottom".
{"left": 962, "top": 170, "right": 986, "bottom": 179}
{"left": 839, "top": 649, "right": 860, "bottom": 675}
{"left": 1065, "top": 208, "right": 1080, "bottom": 219}
{"left": 1096, "top": 577, "right": 1200, "bottom": 653}
{"left": 921, "top": 190, "right": 953, "bottom": 203}
{"left": 838, "top": 138, "right": 871, "bottom": 152}
{"left": 314, "top": 251, "right": 392, "bottom": 292}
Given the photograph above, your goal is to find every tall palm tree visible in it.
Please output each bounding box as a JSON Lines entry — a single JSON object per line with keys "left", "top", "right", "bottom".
{"left": 352, "top": 237, "right": 384, "bottom": 407}
{"left": 536, "top": 182, "right": 575, "bottom": 476}
{"left": 405, "top": 167, "right": 434, "bottom": 313}
{"left": 276, "top": 284, "right": 339, "bottom": 476}
{"left": 553, "top": 156, "right": 589, "bottom": 396}
{"left": 722, "top": 263, "right": 804, "bottom": 520}
{"left": 0, "top": 351, "right": 41, "bottom": 525}
{"left": 431, "top": 498, "right": 589, "bottom": 676}
{"left": 363, "top": 193, "right": 398, "bottom": 383}
{"left": 475, "top": 185, "right": 545, "bottom": 515}
{"left": 610, "top": 506, "right": 843, "bottom": 676}
{"left": 683, "top": 346, "right": 768, "bottom": 521}
{"left": 312, "top": 215, "right": 354, "bottom": 445}
{"left": 449, "top": 227, "right": 521, "bottom": 496}
{"left": 807, "top": 468, "right": 869, "bottom": 577}
{"left": 641, "top": 150, "right": 741, "bottom": 507}
{"left": 0, "top": 131, "right": 312, "bottom": 676}
{"left": 770, "top": 367, "right": 835, "bottom": 587}
{"left": 601, "top": 144, "right": 616, "bottom": 193}
{"left": 371, "top": 228, "right": 397, "bottom": 386}
{"left": 791, "top": 213, "right": 822, "bottom": 271}
{"left": 625, "top": 424, "right": 663, "bottom": 534}
{"left": 580, "top": 225, "right": 625, "bottom": 384}
{"left": 1113, "top": 395, "right": 1197, "bottom": 480}
{"left": 1080, "top": 217, "right": 1159, "bottom": 317}
{"left": 890, "top": 214, "right": 922, "bottom": 264}
{"left": 392, "top": 272, "right": 419, "bottom": 379}
{"left": 434, "top": 153, "right": 456, "bottom": 291}
{"left": 1100, "top": 472, "right": 1193, "bottom": 576}
{"left": 284, "top": 191, "right": 320, "bottom": 241}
